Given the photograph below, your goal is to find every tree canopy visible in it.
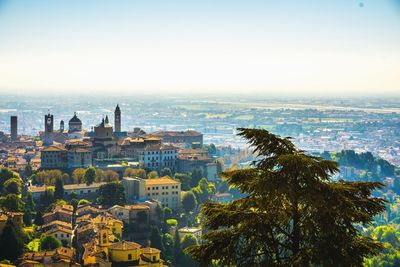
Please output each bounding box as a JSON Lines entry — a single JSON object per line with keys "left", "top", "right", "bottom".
{"left": 187, "top": 128, "right": 386, "bottom": 267}
{"left": 40, "top": 234, "right": 61, "bottom": 250}
{"left": 84, "top": 167, "right": 96, "bottom": 185}
{"left": 182, "top": 191, "right": 197, "bottom": 214}
{"left": 97, "top": 181, "right": 126, "bottom": 206}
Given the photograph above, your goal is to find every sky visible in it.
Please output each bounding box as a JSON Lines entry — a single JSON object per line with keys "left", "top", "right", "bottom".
{"left": 0, "top": 0, "right": 399, "bottom": 97}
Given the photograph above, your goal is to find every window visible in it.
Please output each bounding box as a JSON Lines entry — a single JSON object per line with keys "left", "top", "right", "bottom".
{"left": 128, "top": 254, "right": 132, "bottom": 260}
{"left": 153, "top": 256, "right": 156, "bottom": 261}
{"left": 61, "top": 234, "right": 64, "bottom": 238}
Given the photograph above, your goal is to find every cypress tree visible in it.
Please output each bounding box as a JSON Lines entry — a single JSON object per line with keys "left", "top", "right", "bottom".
{"left": 0, "top": 221, "right": 24, "bottom": 261}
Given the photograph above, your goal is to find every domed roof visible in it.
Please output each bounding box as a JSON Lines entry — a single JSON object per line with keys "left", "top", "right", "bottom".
{"left": 69, "top": 112, "right": 82, "bottom": 124}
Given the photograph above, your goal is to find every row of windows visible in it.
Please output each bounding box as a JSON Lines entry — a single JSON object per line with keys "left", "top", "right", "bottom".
{"left": 148, "top": 185, "right": 179, "bottom": 190}
{"left": 64, "top": 189, "right": 98, "bottom": 195}
{"left": 54, "top": 233, "right": 70, "bottom": 238}
{"left": 147, "top": 156, "right": 176, "bottom": 160}
{"left": 146, "top": 150, "right": 177, "bottom": 155}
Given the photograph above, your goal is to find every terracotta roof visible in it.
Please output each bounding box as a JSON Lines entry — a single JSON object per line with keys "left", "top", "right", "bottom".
{"left": 108, "top": 240, "right": 141, "bottom": 251}
{"left": 41, "top": 145, "right": 67, "bottom": 152}
{"left": 45, "top": 226, "right": 72, "bottom": 235}
{"left": 42, "top": 220, "right": 72, "bottom": 229}
{"left": 28, "top": 185, "right": 47, "bottom": 193}
{"left": 0, "top": 214, "right": 8, "bottom": 221}
{"left": 64, "top": 182, "right": 105, "bottom": 191}
{"left": 141, "top": 247, "right": 160, "bottom": 254}
{"left": 145, "top": 176, "right": 180, "bottom": 186}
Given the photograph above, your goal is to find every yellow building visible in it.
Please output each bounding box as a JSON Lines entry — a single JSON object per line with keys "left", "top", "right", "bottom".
{"left": 107, "top": 241, "right": 167, "bottom": 266}
{"left": 92, "top": 213, "right": 123, "bottom": 238}
{"left": 145, "top": 177, "right": 181, "bottom": 210}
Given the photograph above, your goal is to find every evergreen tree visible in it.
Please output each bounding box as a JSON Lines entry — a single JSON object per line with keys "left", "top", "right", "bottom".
{"left": 25, "top": 192, "right": 35, "bottom": 211}
{"left": 97, "top": 182, "right": 126, "bottom": 206}
{"left": 181, "top": 191, "right": 197, "bottom": 214}
{"left": 23, "top": 211, "right": 32, "bottom": 226}
{"left": 0, "top": 221, "right": 24, "bottom": 261}
{"left": 173, "top": 229, "right": 183, "bottom": 266}
{"left": 187, "top": 128, "right": 386, "bottom": 267}
{"left": 0, "top": 194, "right": 24, "bottom": 211}
{"left": 3, "top": 178, "right": 21, "bottom": 195}
{"left": 84, "top": 167, "right": 96, "bottom": 185}
{"left": 160, "top": 168, "right": 172, "bottom": 177}
{"left": 54, "top": 177, "right": 64, "bottom": 200}
{"left": 34, "top": 210, "right": 44, "bottom": 226}
{"left": 150, "top": 227, "right": 164, "bottom": 251}
{"left": 40, "top": 234, "right": 61, "bottom": 250}
{"left": 190, "top": 167, "right": 203, "bottom": 188}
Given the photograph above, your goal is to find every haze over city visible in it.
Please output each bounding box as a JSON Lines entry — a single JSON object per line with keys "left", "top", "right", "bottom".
{"left": 1, "top": 0, "right": 400, "bottom": 96}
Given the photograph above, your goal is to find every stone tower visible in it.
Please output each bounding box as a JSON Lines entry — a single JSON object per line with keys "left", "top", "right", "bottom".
{"left": 44, "top": 113, "right": 54, "bottom": 146}
{"left": 10, "top": 116, "right": 17, "bottom": 141}
{"left": 114, "top": 104, "right": 121, "bottom": 132}
{"left": 60, "top": 120, "right": 64, "bottom": 132}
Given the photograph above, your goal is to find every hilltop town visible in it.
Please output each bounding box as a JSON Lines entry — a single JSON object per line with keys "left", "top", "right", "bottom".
{"left": 0, "top": 98, "right": 399, "bottom": 266}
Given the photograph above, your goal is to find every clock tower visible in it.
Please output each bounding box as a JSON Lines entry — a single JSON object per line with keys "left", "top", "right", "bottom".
{"left": 114, "top": 104, "right": 121, "bottom": 132}
{"left": 44, "top": 112, "right": 54, "bottom": 146}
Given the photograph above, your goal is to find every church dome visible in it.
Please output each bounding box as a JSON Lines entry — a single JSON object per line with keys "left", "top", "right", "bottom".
{"left": 69, "top": 113, "right": 82, "bottom": 124}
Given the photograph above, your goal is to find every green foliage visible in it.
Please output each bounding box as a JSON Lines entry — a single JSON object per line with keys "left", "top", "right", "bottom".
{"left": 147, "top": 170, "right": 159, "bottom": 179}
{"left": 34, "top": 210, "right": 44, "bottom": 226}
{"left": 364, "top": 225, "right": 400, "bottom": 267}
{"left": 23, "top": 210, "right": 33, "bottom": 226}
{"left": 27, "top": 238, "right": 40, "bottom": 252}
{"left": 161, "top": 168, "right": 173, "bottom": 177}
{"left": 40, "top": 234, "right": 61, "bottom": 250}
{"left": 34, "top": 169, "right": 63, "bottom": 185}
{"left": 162, "top": 233, "right": 175, "bottom": 263}
{"left": 190, "top": 167, "right": 203, "bottom": 188}
{"left": 174, "top": 173, "right": 192, "bottom": 191}
{"left": 0, "top": 167, "right": 19, "bottom": 193}
{"left": 137, "top": 210, "right": 148, "bottom": 224}
{"left": 0, "top": 221, "right": 25, "bottom": 261}
{"left": 84, "top": 167, "right": 96, "bottom": 185}
{"left": 181, "top": 234, "right": 199, "bottom": 266}
{"left": 164, "top": 207, "right": 172, "bottom": 220}
{"left": 150, "top": 226, "right": 164, "bottom": 251}
{"left": 192, "top": 178, "right": 215, "bottom": 204}
{"left": 0, "top": 193, "right": 24, "bottom": 211}
{"left": 3, "top": 178, "right": 21, "bottom": 195}
{"left": 123, "top": 168, "right": 146, "bottom": 179}
{"left": 54, "top": 177, "right": 64, "bottom": 200}
{"left": 25, "top": 192, "right": 35, "bottom": 211}
{"left": 173, "top": 229, "right": 183, "bottom": 266}
{"left": 97, "top": 181, "right": 126, "bottom": 206}
{"left": 181, "top": 233, "right": 198, "bottom": 250}
{"left": 72, "top": 168, "right": 85, "bottom": 184}
{"left": 99, "top": 169, "right": 119, "bottom": 182}
{"left": 39, "top": 187, "right": 55, "bottom": 209}
{"left": 166, "top": 219, "right": 178, "bottom": 227}
{"left": 216, "top": 158, "right": 224, "bottom": 175}
{"left": 187, "top": 128, "right": 386, "bottom": 267}
{"left": 78, "top": 199, "right": 91, "bottom": 206}
{"left": 336, "top": 150, "right": 395, "bottom": 177}
{"left": 181, "top": 191, "right": 197, "bottom": 214}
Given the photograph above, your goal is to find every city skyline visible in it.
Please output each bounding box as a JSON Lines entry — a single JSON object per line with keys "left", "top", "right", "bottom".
{"left": 0, "top": 0, "right": 400, "bottom": 97}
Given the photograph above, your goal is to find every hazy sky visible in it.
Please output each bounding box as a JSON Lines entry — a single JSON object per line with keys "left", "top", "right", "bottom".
{"left": 0, "top": 0, "right": 400, "bottom": 96}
